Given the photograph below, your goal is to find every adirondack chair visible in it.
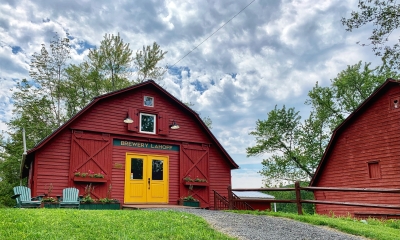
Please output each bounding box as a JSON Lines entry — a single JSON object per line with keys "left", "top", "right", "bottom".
{"left": 57, "top": 187, "right": 81, "bottom": 209}
{"left": 11, "top": 186, "right": 43, "bottom": 208}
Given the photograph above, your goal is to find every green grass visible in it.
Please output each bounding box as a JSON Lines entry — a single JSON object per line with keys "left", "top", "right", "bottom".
{"left": 228, "top": 210, "right": 400, "bottom": 240}
{"left": 0, "top": 209, "right": 234, "bottom": 240}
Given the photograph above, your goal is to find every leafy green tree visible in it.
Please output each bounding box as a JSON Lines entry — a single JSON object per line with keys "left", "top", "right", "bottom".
{"left": 247, "top": 105, "right": 314, "bottom": 185}
{"left": 87, "top": 33, "right": 133, "bottom": 91}
{"left": 63, "top": 63, "right": 95, "bottom": 117}
{"left": 29, "top": 34, "right": 71, "bottom": 126}
{"left": 134, "top": 42, "right": 167, "bottom": 82}
{"left": 342, "top": 0, "right": 400, "bottom": 68}
{"left": 64, "top": 36, "right": 167, "bottom": 117}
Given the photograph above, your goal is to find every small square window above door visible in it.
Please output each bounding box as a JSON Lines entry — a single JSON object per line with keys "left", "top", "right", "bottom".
{"left": 144, "top": 96, "right": 154, "bottom": 107}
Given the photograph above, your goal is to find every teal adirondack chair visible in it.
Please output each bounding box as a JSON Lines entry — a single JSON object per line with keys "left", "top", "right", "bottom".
{"left": 57, "top": 187, "right": 81, "bottom": 209}
{"left": 11, "top": 186, "right": 43, "bottom": 208}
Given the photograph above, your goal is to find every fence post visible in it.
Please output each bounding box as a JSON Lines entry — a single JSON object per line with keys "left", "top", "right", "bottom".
{"left": 227, "top": 185, "right": 233, "bottom": 210}
{"left": 213, "top": 191, "right": 217, "bottom": 210}
{"left": 295, "top": 181, "right": 303, "bottom": 215}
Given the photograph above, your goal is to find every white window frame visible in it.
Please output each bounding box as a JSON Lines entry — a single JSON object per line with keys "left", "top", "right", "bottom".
{"left": 139, "top": 113, "right": 156, "bottom": 134}
{"left": 144, "top": 96, "right": 154, "bottom": 107}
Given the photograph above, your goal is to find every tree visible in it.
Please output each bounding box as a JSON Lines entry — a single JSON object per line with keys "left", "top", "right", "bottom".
{"left": 248, "top": 61, "right": 399, "bottom": 186}
{"left": 29, "top": 34, "right": 71, "bottom": 126}
{"left": 87, "top": 33, "right": 133, "bottom": 91}
{"left": 134, "top": 42, "right": 167, "bottom": 82}
{"left": 0, "top": 133, "right": 18, "bottom": 207}
{"left": 342, "top": 0, "right": 400, "bottom": 68}
{"left": 246, "top": 105, "right": 314, "bottom": 185}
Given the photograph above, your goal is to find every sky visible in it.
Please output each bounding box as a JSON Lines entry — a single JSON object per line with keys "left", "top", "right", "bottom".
{"left": 0, "top": 0, "right": 382, "bottom": 188}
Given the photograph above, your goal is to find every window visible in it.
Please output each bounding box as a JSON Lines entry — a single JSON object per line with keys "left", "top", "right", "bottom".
{"left": 368, "top": 161, "right": 381, "bottom": 179}
{"left": 139, "top": 113, "right": 156, "bottom": 134}
{"left": 144, "top": 96, "right": 154, "bottom": 107}
{"left": 390, "top": 96, "right": 400, "bottom": 110}
{"left": 131, "top": 158, "right": 143, "bottom": 179}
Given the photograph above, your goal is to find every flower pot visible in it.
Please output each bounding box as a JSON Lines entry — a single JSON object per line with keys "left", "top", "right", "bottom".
{"left": 183, "top": 201, "right": 200, "bottom": 207}
{"left": 179, "top": 199, "right": 200, "bottom": 207}
{"left": 43, "top": 202, "right": 59, "bottom": 208}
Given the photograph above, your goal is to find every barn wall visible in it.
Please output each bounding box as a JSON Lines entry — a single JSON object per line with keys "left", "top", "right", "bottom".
{"left": 208, "top": 146, "right": 232, "bottom": 209}
{"left": 245, "top": 201, "right": 272, "bottom": 211}
{"left": 33, "top": 129, "right": 72, "bottom": 197}
{"left": 31, "top": 84, "right": 235, "bottom": 208}
{"left": 314, "top": 85, "right": 400, "bottom": 216}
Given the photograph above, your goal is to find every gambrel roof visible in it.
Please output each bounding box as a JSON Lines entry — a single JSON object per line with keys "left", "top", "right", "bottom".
{"left": 22, "top": 80, "right": 239, "bottom": 177}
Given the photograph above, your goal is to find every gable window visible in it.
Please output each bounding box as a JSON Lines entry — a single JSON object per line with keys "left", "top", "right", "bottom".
{"left": 144, "top": 96, "right": 154, "bottom": 107}
{"left": 390, "top": 96, "right": 400, "bottom": 110}
{"left": 140, "top": 113, "right": 156, "bottom": 134}
{"left": 368, "top": 161, "right": 381, "bottom": 179}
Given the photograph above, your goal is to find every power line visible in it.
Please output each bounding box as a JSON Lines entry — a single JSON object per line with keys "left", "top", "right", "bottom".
{"left": 168, "top": 0, "right": 256, "bottom": 69}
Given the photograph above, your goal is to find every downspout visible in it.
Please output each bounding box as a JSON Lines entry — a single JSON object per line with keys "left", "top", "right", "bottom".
{"left": 20, "top": 128, "right": 27, "bottom": 186}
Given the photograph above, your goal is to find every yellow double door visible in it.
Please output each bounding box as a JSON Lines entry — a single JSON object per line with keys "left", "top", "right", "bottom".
{"left": 124, "top": 154, "right": 169, "bottom": 204}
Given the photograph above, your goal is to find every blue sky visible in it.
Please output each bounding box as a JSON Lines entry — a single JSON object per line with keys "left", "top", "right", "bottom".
{"left": 0, "top": 0, "right": 382, "bottom": 187}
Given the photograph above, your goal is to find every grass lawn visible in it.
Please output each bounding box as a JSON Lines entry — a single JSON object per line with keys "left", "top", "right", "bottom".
{"left": 3, "top": 208, "right": 400, "bottom": 240}
{"left": 229, "top": 210, "right": 400, "bottom": 240}
{"left": 0, "top": 209, "right": 234, "bottom": 240}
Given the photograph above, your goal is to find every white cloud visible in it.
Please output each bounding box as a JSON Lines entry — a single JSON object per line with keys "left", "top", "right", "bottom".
{"left": 0, "top": 0, "right": 385, "bottom": 187}
{"left": 232, "top": 166, "right": 264, "bottom": 188}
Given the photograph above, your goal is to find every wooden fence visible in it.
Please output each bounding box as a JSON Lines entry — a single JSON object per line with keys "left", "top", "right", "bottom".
{"left": 228, "top": 181, "right": 400, "bottom": 215}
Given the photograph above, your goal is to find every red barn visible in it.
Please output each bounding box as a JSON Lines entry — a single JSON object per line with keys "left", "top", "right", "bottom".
{"left": 22, "top": 80, "right": 239, "bottom": 209}
{"left": 310, "top": 78, "right": 400, "bottom": 218}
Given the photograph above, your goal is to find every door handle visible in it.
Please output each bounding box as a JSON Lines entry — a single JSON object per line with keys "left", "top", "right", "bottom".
{"left": 148, "top": 178, "right": 150, "bottom": 189}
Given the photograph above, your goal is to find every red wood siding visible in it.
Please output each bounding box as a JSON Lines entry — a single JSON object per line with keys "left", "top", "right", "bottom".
{"left": 33, "top": 130, "right": 72, "bottom": 197}
{"left": 314, "top": 85, "right": 400, "bottom": 216}
{"left": 208, "top": 146, "right": 232, "bottom": 209}
{"left": 246, "top": 201, "right": 272, "bottom": 211}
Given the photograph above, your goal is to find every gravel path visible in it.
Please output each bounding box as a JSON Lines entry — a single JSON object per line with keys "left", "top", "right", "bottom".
{"left": 152, "top": 208, "right": 367, "bottom": 240}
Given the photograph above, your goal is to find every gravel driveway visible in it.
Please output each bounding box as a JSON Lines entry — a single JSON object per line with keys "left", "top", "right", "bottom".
{"left": 163, "top": 208, "right": 367, "bottom": 240}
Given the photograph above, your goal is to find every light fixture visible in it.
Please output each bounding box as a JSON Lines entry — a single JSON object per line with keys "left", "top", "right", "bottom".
{"left": 170, "top": 120, "right": 180, "bottom": 129}
{"left": 124, "top": 114, "right": 133, "bottom": 124}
